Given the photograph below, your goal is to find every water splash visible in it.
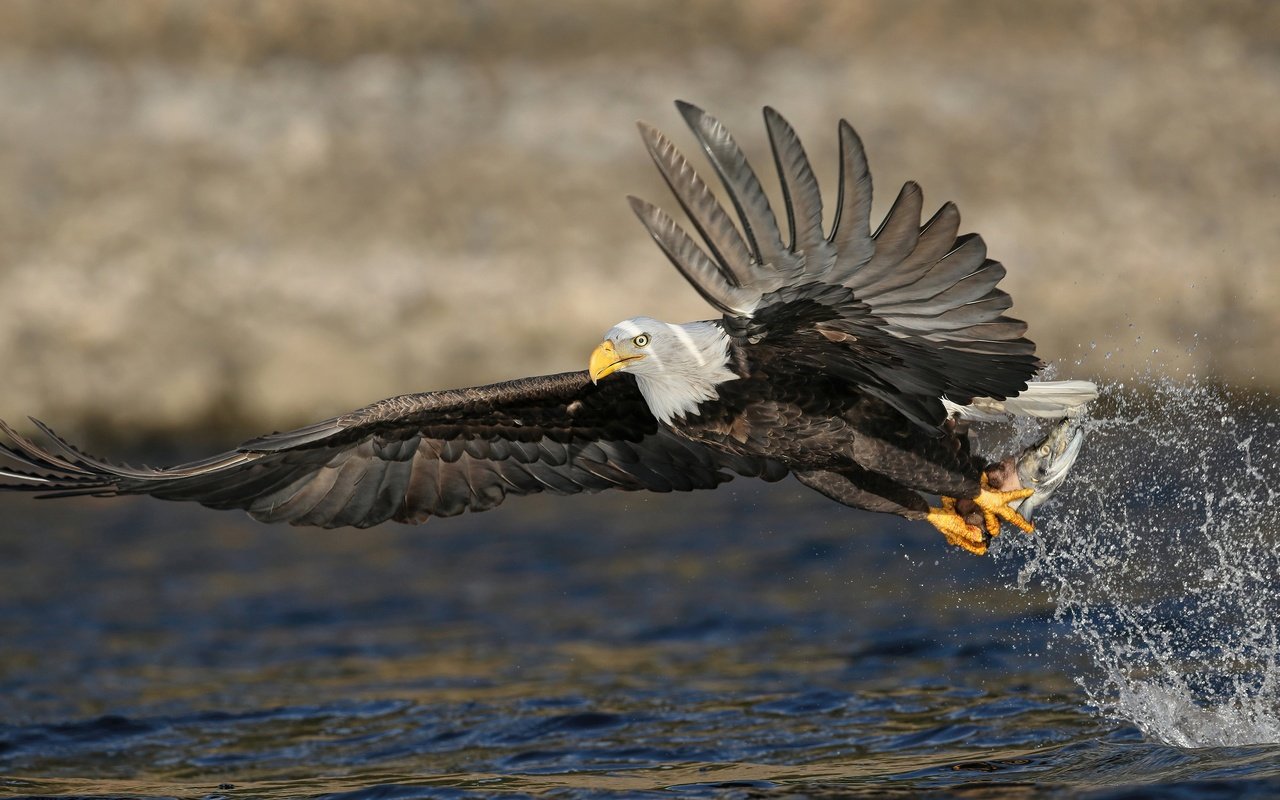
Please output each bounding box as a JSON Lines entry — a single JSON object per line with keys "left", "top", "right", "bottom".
{"left": 997, "top": 378, "right": 1280, "bottom": 747}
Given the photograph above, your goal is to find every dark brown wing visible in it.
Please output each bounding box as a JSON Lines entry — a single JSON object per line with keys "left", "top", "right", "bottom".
{"left": 629, "top": 102, "right": 1041, "bottom": 430}
{"left": 0, "top": 371, "right": 787, "bottom": 528}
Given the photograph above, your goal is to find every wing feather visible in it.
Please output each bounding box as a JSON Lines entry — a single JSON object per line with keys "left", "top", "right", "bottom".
{"left": 0, "top": 372, "right": 788, "bottom": 527}
{"left": 631, "top": 103, "right": 1040, "bottom": 428}
{"left": 675, "top": 101, "right": 800, "bottom": 282}
{"left": 399, "top": 452, "right": 442, "bottom": 524}
{"left": 298, "top": 446, "right": 377, "bottom": 527}
{"left": 855, "top": 201, "right": 961, "bottom": 296}
{"left": 356, "top": 454, "right": 416, "bottom": 528}
{"left": 826, "top": 119, "right": 876, "bottom": 281}
{"left": 626, "top": 197, "right": 757, "bottom": 315}
{"left": 883, "top": 292, "right": 1014, "bottom": 330}
{"left": 763, "top": 106, "right": 832, "bottom": 268}
{"left": 265, "top": 461, "right": 345, "bottom": 524}
{"left": 867, "top": 234, "right": 989, "bottom": 307}
{"left": 636, "top": 124, "right": 754, "bottom": 287}
{"left": 858, "top": 182, "right": 924, "bottom": 286}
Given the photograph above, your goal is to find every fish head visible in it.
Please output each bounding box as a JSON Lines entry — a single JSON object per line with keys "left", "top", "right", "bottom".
{"left": 1015, "top": 415, "right": 1086, "bottom": 521}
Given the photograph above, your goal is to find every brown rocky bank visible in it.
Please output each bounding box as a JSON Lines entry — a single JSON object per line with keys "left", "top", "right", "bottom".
{"left": 0, "top": 1, "right": 1276, "bottom": 442}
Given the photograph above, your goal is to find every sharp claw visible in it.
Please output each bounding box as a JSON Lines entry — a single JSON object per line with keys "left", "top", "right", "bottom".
{"left": 983, "top": 508, "right": 1001, "bottom": 538}
{"left": 974, "top": 474, "right": 1036, "bottom": 537}
{"left": 927, "top": 498, "right": 989, "bottom": 556}
{"left": 926, "top": 473, "right": 1040, "bottom": 554}
{"left": 948, "top": 533, "right": 989, "bottom": 556}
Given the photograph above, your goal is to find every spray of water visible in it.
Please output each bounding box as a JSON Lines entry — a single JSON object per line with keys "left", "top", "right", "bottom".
{"left": 996, "top": 378, "right": 1280, "bottom": 747}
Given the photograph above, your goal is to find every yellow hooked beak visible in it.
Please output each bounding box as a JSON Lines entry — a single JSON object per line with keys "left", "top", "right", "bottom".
{"left": 589, "top": 340, "right": 644, "bottom": 383}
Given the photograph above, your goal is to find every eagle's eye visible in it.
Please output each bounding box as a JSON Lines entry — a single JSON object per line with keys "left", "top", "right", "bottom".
{"left": 632, "top": 334, "right": 651, "bottom": 348}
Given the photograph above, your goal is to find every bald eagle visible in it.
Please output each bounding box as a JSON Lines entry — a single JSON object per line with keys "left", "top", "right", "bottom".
{"left": 0, "top": 102, "right": 1095, "bottom": 554}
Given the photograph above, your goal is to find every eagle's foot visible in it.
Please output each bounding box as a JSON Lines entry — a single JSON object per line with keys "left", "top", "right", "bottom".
{"left": 927, "top": 497, "right": 989, "bottom": 556}
{"left": 972, "top": 473, "right": 1035, "bottom": 538}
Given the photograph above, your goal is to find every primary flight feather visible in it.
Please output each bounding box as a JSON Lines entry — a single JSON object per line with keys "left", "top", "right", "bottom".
{"left": 0, "top": 102, "right": 1096, "bottom": 554}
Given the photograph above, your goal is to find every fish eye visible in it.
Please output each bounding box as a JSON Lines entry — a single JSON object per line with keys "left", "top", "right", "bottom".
{"left": 633, "top": 334, "right": 650, "bottom": 348}
{"left": 1038, "top": 445, "right": 1051, "bottom": 457}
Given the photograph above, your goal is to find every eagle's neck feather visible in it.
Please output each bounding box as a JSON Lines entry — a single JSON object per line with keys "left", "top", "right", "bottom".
{"left": 633, "top": 321, "right": 738, "bottom": 425}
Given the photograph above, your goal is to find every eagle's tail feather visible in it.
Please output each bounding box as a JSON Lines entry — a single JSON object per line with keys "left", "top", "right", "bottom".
{"left": 944, "top": 380, "right": 1098, "bottom": 422}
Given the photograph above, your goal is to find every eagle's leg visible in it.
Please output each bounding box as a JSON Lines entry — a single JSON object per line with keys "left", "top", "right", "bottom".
{"left": 926, "top": 497, "right": 989, "bottom": 555}
{"left": 928, "top": 461, "right": 1035, "bottom": 554}
{"left": 971, "top": 472, "right": 1035, "bottom": 537}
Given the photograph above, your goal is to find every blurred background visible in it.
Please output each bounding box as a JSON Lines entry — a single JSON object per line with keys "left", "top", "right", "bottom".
{"left": 0, "top": 0, "right": 1277, "bottom": 442}
{"left": 3, "top": 6, "right": 1280, "bottom": 793}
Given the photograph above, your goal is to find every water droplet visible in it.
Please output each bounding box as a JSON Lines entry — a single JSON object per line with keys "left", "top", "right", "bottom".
{"left": 998, "top": 377, "right": 1280, "bottom": 747}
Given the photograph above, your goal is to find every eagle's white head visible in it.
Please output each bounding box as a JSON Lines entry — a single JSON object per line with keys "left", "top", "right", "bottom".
{"left": 588, "top": 317, "right": 739, "bottom": 424}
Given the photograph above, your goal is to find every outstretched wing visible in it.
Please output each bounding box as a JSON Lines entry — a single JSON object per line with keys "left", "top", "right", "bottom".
{"left": 629, "top": 102, "right": 1041, "bottom": 429}
{"left": 0, "top": 372, "right": 786, "bottom": 528}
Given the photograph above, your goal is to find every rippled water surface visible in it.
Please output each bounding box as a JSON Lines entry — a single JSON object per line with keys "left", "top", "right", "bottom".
{"left": 3, "top": 382, "right": 1280, "bottom": 798}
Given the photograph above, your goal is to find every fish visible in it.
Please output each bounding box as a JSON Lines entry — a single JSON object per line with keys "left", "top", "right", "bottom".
{"left": 1012, "top": 412, "right": 1088, "bottom": 521}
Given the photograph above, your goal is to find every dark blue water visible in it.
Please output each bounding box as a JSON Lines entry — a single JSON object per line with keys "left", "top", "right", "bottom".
{"left": 2, "top": 382, "right": 1279, "bottom": 798}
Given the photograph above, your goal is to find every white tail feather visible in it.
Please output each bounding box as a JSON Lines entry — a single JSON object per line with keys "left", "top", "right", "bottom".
{"left": 943, "top": 380, "right": 1098, "bottom": 422}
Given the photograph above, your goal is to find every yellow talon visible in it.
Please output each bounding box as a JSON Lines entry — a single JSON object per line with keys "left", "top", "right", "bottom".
{"left": 927, "top": 496, "right": 988, "bottom": 556}
{"left": 927, "top": 474, "right": 1037, "bottom": 555}
{"left": 972, "top": 473, "right": 1036, "bottom": 537}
